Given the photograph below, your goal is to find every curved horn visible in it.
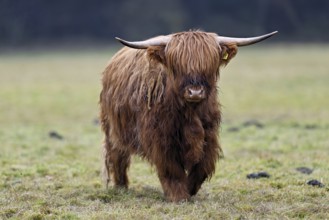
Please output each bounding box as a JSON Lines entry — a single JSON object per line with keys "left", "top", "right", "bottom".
{"left": 217, "top": 31, "right": 278, "bottom": 46}
{"left": 115, "top": 35, "right": 172, "bottom": 49}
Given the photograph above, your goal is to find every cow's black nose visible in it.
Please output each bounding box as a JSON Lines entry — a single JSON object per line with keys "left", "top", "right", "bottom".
{"left": 188, "top": 88, "right": 203, "bottom": 97}
{"left": 185, "top": 87, "right": 205, "bottom": 102}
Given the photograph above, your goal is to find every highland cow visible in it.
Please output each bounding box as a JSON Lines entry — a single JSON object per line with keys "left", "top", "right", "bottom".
{"left": 100, "top": 30, "right": 277, "bottom": 202}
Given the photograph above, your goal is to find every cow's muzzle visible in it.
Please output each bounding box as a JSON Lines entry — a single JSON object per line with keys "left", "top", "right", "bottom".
{"left": 184, "top": 86, "right": 206, "bottom": 103}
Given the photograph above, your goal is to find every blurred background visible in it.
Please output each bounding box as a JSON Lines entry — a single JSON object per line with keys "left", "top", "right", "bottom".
{"left": 1, "top": 1, "right": 329, "bottom": 218}
{"left": 1, "top": 0, "right": 329, "bottom": 48}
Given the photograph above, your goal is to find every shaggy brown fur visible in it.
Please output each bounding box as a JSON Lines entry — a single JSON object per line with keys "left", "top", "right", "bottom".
{"left": 100, "top": 30, "right": 237, "bottom": 202}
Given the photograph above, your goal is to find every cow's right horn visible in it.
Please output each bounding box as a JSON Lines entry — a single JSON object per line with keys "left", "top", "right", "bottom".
{"left": 115, "top": 35, "right": 172, "bottom": 49}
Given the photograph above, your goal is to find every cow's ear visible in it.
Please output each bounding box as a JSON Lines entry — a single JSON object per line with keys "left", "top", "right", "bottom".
{"left": 147, "top": 46, "right": 166, "bottom": 65}
{"left": 220, "top": 44, "right": 238, "bottom": 66}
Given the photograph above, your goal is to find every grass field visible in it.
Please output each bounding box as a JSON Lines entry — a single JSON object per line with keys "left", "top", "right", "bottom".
{"left": 0, "top": 45, "right": 328, "bottom": 219}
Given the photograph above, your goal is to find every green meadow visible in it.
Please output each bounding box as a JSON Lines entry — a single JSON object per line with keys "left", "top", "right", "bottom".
{"left": 0, "top": 45, "right": 328, "bottom": 219}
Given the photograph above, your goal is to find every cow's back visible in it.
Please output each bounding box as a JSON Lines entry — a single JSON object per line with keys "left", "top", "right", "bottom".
{"left": 102, "top": 47, "right": 147, "bottom": 106}
{"left": 100, "top": 47, "right": 165, "bottom": 151}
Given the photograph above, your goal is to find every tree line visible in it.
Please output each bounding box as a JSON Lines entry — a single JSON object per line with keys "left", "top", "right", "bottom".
{"left": 0, "top": 0, "right": 328, "bottom": 47}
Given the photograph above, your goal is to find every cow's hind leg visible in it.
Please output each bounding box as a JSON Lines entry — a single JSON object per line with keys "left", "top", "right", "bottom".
{"left": 111, "top": 147, "right": 131, "bottom": 188}
{"left": 101, "top": 110, "right": 131, "bottom": 189}
{"left": 103, "top": 139, "right": 131, "bottom": 188}
{"left": 103, "top": 139, "right": 112, "bottom": 188}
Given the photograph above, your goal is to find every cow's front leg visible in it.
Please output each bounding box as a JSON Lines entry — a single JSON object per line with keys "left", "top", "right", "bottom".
{"left": 187, "top": 163, "right": 211, "bottom": 196}
{"left": 187, "top": 133, "right": 221, "bottom": 196}
{"left": 156, "top": 162, "right": 190, "bottom": 202}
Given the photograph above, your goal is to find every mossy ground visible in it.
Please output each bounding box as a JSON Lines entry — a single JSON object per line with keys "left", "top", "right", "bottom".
{"left": 0, "top": 45, "right": 328, "bottom": 219}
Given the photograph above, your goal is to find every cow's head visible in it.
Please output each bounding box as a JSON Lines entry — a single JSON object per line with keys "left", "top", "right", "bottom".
{"left": 116, "top": 31, "right": 277, "bottom": 104}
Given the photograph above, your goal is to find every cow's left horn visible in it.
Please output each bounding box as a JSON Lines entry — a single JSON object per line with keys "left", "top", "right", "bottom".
{"left": 115, "top": 35, "right": 172, "bottom": 49}
{"left": 216, "top": 31, "right": 278, "bottom": 46}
